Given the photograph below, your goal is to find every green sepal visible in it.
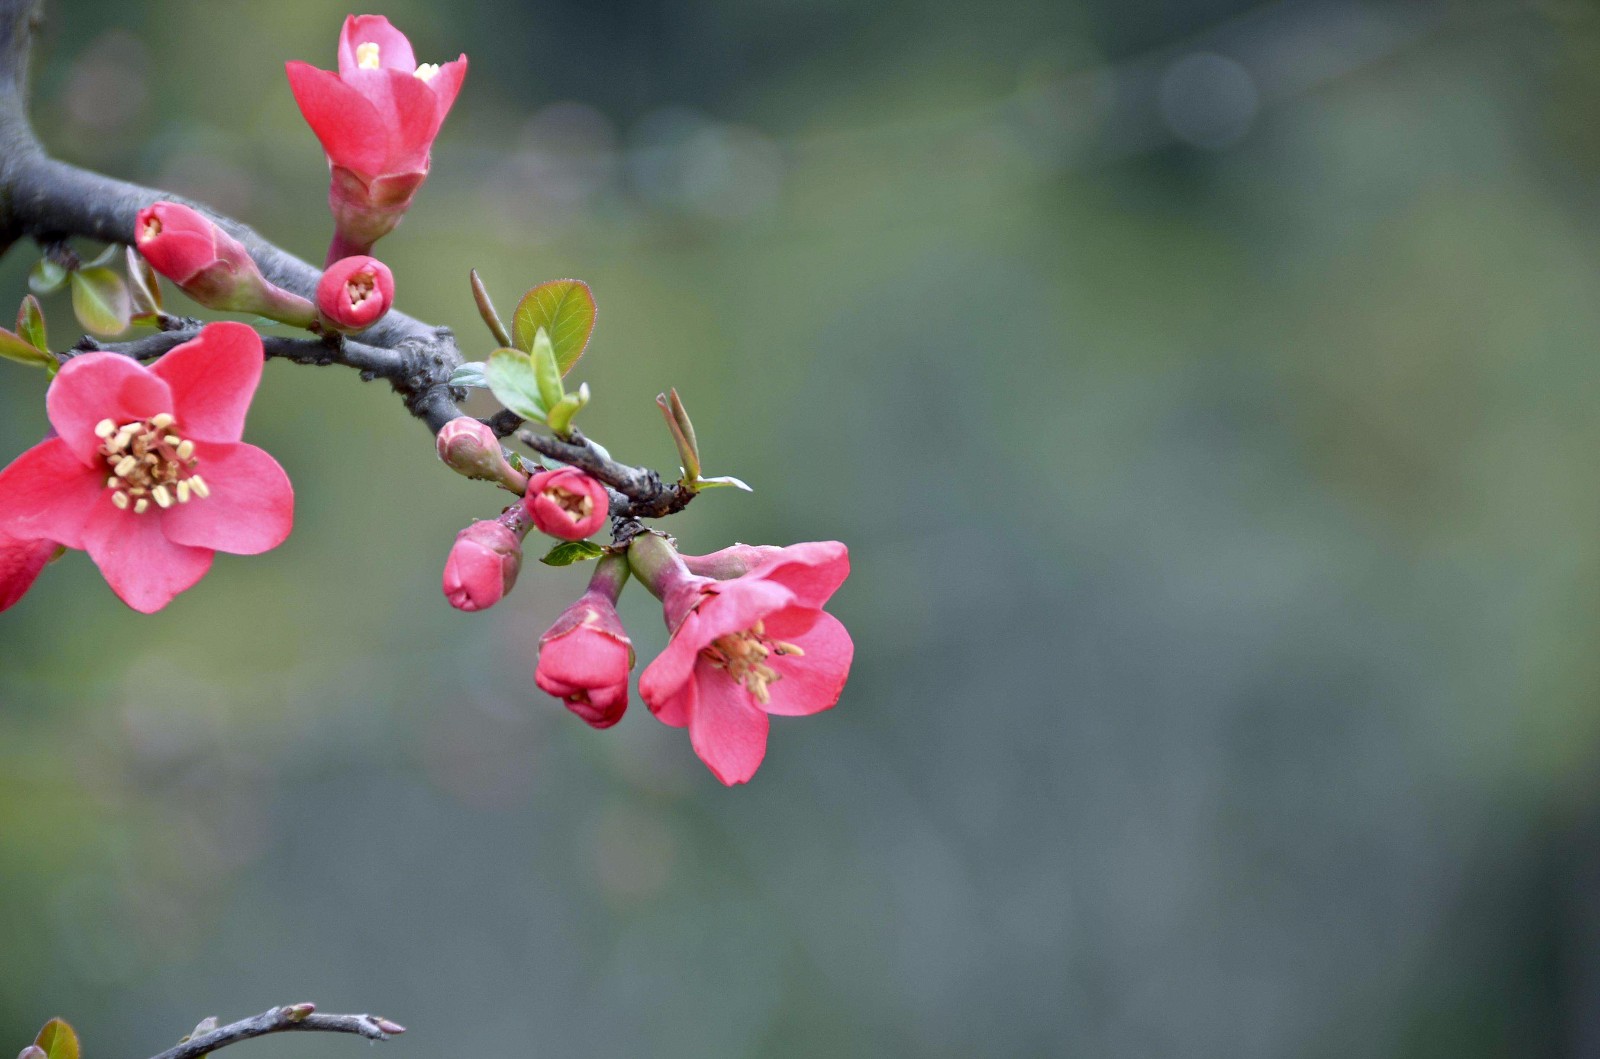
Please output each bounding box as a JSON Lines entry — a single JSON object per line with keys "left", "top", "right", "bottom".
{"left": 541, "top": 540, "right": 606, "bottom": 566}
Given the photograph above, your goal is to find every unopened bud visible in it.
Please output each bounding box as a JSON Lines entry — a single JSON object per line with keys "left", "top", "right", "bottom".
{"left": 135, "top": 202, "right": 315, "bottom": 327}
{"left": 443, "top": 520, "right": 524, "bottom": 612}
{"left": 524, "top": 467, "right": 609, "bottom": 541}
{"left": 436, "top": 417, "right": 527, "bottom": 493}
{"left": 316, "top": 255, "right": 394, "bottom": 333}
{"left": 373, "top": 1019, "right": 407, "bottom": 1037}
{"left": 282, "top": 1004, "right": 316, "bottom": 1023}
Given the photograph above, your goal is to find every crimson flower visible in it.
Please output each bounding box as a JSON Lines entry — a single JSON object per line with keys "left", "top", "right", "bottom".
{"left": 136, "top": 202, "right": 315, "bottom": 326}
{"left": 535, "top": 556, "right": 634, "bottom": 728}
{"left": 442, "top": 519, "right": 523, "bottom": 612}
{"left": 0, "top": 532, "right": 58, "bottom": 612}
{"left": 635, "top": 538, "right": 853, "bottom": 785}
{"left": 0, "top": 322, "right": 294, "bottom": 613}
{"left": 286, "top": 15, "right": 467, "bottom": 261}
{"left": 524, "top": 467, "right": 609, "bottom": 540}
{"left": 316, "top": 255, "right": 394, "bottom": 333}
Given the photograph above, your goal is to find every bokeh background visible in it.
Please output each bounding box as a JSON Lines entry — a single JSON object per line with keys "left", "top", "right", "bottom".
{"left": 4, "top": 0, "right": 1600, "bottom": 1054}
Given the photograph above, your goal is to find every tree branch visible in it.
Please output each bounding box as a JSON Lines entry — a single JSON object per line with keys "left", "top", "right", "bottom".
{"left": 145, "top": 1006, "right": 404, "bottom": 1059}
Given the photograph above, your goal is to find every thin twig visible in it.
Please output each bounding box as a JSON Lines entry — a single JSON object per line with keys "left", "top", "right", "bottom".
{"left": 145, "top": 1006, "right": 404, "bottom": 1059}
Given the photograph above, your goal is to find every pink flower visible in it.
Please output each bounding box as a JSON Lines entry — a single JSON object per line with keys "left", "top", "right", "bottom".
{"left": 286, "top": 15, "right": 467, "bottom": 261}
{"left": 135, "top": 202, "right": 315, "bottom": 326}
{"left": 523, "top": 467, "right": 609, "bottom": 540}
{"left": 535, "top": 556, "right": 634, "bottom": 728}
{"left": 442, "top": 519, "right": 523, "bottom": 612}
{"left": 316, "top": 255, "right": 394, "bottom": 333}
{"left": 0, "top": 322, "right": 294, "bottom": 613}
{"left": 633, "top": 538, "right": 853, "bottom": 785}
{"left": 0, "top": 532, "right": 58, "bottom": 612}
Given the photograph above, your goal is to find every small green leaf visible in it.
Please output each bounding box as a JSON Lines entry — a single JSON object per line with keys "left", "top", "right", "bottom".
{"left": 696, "top": 475, "right": 752, "bottom": 491}
{"left": 83, "top": 244, "right": 117, "bottom": 269}
{"left": 18, "top": 294, "right": 46, "bottom": 353}
{"left": 470, "top": 269, "right": 511, "bottom": 347}
{"left": 485, "top": 347, "right": 546, "bottom": 422}
{"left": 34, "top": 1019, "right": 80, "bottom": 1059}
{"left": 449, "top": 362, "right": 489, "bottom": 388}
{"left": 28, "top": 258, "right": 67, "bottom": 295}
{"left": 540, "top": 540, "right": 606, "bottom": 566}
{"left": 0, "top": 327, "right": 55, "bottom": 371}
{"left": 70, "top": 267, "right": 131, "bottom": 335}
{"left": 126, "top": 245, "right": 162, "bottom": 315}
{"left": 511, "top": 279, "right": 596, "bottom": 375}
{"left": 546, "top": 382, "right": 590, "bottom": 436}
{"left": 531, "top": 327, "right": 565, "bottom": 413}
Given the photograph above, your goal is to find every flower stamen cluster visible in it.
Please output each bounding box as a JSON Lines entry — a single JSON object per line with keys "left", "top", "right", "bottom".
{"left": 95, "top": 413, "right": 209, "bottom": 514}
{"left": 704, "top": 620, "right": 805, "bottom": 705}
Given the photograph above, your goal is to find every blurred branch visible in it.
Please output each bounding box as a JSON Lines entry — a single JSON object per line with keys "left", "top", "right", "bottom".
{"left": 145, "top": 1006, "right": 405, "bottom": 1059}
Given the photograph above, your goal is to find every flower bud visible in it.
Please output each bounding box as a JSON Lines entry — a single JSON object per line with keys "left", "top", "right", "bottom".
{"left": 536, "top": 554, "right": 633, "bottom": 728}
{"left": 135, "top": 202, "right": 316, "bottom": 327}
{"left": 523, "top": 467, "right": 609, "bottom": 540}
{"left": 442, "top": 520, "right": 522, "bottom": 612}
{"left": 436, "top": 417, "right": 528, "bottom": 492}
{"left": 316, "top": 255, "right": 395, "bottom": 333}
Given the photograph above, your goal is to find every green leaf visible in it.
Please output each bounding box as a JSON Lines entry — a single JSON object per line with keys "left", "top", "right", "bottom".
{"left": 28, "top": 258, "right": 67, "bottom": 296}
{"left": 485, "top": 347, "right": 546, "bottom": 422}
{"left": 70, "top": 267, "right": 131, "bottom": 335}
{"left": 540, "top": 540, "right": 606, "bottom": 566}
{"left": 546, "top": 382, "right": 589, "bottom": 436}
{"left": 531, "top": 327, "right": 564, "bottom": 413}
{"left": 511, "top": 279, "right": 595, "bottom": 374}
{"left": 0, "top": 326, "right": 55, "bottom": 371}
{"left": 17, "top": 294, "right": 45, "bottom": 351}
{"left": 696, "top": 475, "right": 752, "bottom": 492}
{"left": 34, "top": 1019, "right": 80, "bottom": 1059}
{"left": 449, "top": 362, "right": 489, "bottom": 388}
{"left": 470, "top": 269, "right": 511, "bottom": 347}
{"left": 83, "top": 244, "right": 117, "bottom": 269}
{"left": 126, "top": 245, "right": 162, "bottom": 315}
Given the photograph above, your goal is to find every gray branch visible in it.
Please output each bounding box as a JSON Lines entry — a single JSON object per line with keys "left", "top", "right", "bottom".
{"left": 144, "top": 1006, "right": 404, "bottom": 1059}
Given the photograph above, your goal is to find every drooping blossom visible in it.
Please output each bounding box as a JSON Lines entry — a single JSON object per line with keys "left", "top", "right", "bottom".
{"left": 631, "top": 535, "right": 853, "bottom": 785}
{"left": 524, "top": 467, "right": 609, "bottom": 540}
{"left": 316, "top": 255, "right": 394, "bottom": 333}
{"left": 436, "top": 416, "right": 527, "bottom": 493}
{"left": 0, "top": 322, "right": 294, "bottom": 613}
{"left": 135, "top": 202, "right": 315, "bottom": 326}
{"left": 442, "top": 518, "right": 524, "bottom": 612}
{"left": 285, "top": 15, "right": 467, "bottom": 262}
{"left": 535, "top": 553, "right": 633, "bottom": 728}
{"left": 0, "top": 532, "right": 58, "bottom": 612}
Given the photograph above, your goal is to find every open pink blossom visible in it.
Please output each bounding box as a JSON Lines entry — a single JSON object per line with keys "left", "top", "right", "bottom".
{"left": 0, "top": 532, "right": 58, "bottom": 611}
{"left": 286, "top": 15, "right": 467, "bottom": 261}
{"left": 536, "top": 557, "right": 633, "bottom": 728}
{"left": 634, "top": 538, "right": 853, "bottom": 785}
{"left": 0, "top": 322, "right": 294, "bottom": 613}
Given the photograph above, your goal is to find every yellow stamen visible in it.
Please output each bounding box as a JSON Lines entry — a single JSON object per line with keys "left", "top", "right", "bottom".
{"left": 189, "top": 475, "right": 210, "bottom": 499}
{"left": 150, "top": 413, "right": 175, "bottom": 430}
{"left": 414, "top": 62, "right": 441, "bottom": 82}
{"left": 356, "top": 42, "right": 381, "bottom": 69}
{"left": 94, "top": 418, "right": 116, "bottom": 438}
{"left": 111, "top": 491, "right": 129, "bottom": 510}
{"left": 152, "top": 484, "right": 172, "bottom": 508}
{"left": 176, "top": 439, "right": 195, "bottom": 461}
{"left": 176, "top": 480, "right": 191, "bottom": 504}
{"left": 133, "top": 498, "right": 149, "bottom": 514}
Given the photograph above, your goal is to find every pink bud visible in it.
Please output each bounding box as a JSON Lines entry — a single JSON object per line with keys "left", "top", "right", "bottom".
{"left": 523, "top": 467, "right": 609, "bottom": 540}
{"left": 442, "top": 520, "right": 522, "bottom": 612}
{"left": 436, "top": 417, "right": 527, "bottom": 492}
{"left": 316, "top": 255, "right": 395, "bottom": 333}
{"left": 536, "top": 556, "right": 633, "bottom": 727}
{"left": 135, "top": 202, "right": 315, "bottom": 326}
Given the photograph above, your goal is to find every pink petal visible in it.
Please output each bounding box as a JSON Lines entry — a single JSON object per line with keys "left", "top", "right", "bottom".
{"left": 47, "top": 353, "right": 173, "bottom": 466}
{"left": 689, "top": 665, "right": 771, "bottom": 785}
{"left": 641, "top": 577, "right": 794, "bottom": 705}
{"left": 427, "top": 56, "right": 468, "bottom": 119}
{"left": 539, "top": 626, "right": 631, "bottom": 688}
{"left": 339, "top": 14, "right": 417, "bottom": 75}
{"left": 83, "top": 506, "right": 213, "bottom": 613}
{"left": 159, "top": 442, "right": 293, "bottom": 555}
{"left": 640, "top": 658, "right": 693, "bottom": 728}
{"left": 286, "top": 61, "right": 391, "bottom": 176}
{"left": 0, "top": 437, "right": 107, "bottom": 549}
{"left": 757, "top": 541, "right": 850, "bottom": 610}
{"left": 0, "top": 534, "right": 57, "bottom": 611}
{"left": 346, "top": 68, "right": 447, "bottom": 173}
{"left": 761, "top": 611, "right": 854, "bottom": 716}
{"left": 150, "top": 322, "right": 264, "bottom": 443}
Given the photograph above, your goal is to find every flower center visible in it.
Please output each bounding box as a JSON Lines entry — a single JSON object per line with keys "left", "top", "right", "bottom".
{"left": 548, "top": 485, "right": 593, "bottom": 522}
{"left": 345, "top": 271, "right": 376, "bottom": 307}
{"left": 704, "top": 620, "right": 804, "bottom": 705}
{"left": 139, "top": 216, "right": 162, "bottom": 241}
{"left": 95, "top": 413, "right": 209, "bottom": 515}
{"left": 414, "top": 62, "right": 441, "bottom": 82}
{"left": 356, "top": 41, "right": 381, "bottom": 70}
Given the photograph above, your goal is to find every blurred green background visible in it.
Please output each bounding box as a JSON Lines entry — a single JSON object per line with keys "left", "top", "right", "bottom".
{"left": 4, "top": 0, "right": 1599, "bottom": 1054}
